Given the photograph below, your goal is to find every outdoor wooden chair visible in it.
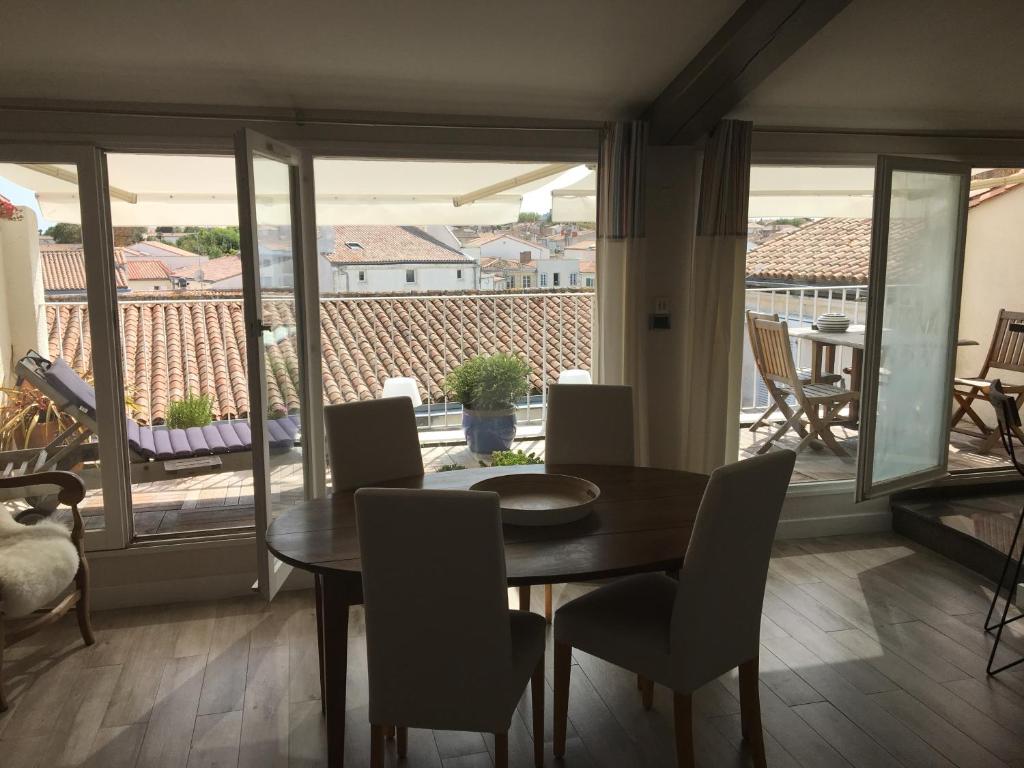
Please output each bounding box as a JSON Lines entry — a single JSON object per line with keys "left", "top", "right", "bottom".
{"left": 746, "top": 310, "right": 841, "bottom": 432}
{"left": 951, "top": 309, "right": 1024, "bottom": 453}
{"left": 0, "top": 470, "right": 94, "bottom": 711}
{"left": 748, "top": 316, "right": 858, "bottom": 457}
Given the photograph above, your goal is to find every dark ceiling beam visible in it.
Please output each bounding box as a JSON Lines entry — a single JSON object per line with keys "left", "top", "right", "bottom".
{"left": 644, "top": 0, "right": 850, "bottom": 145}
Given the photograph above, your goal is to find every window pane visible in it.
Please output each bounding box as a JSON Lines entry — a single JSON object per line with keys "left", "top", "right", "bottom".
{"left": 870, "top": 168, "right": 963, "bottom": 485}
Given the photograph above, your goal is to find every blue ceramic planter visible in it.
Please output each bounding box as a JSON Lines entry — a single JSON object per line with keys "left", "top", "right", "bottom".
{"left": 462, "top": 407, "right": 516, "bottom": 454}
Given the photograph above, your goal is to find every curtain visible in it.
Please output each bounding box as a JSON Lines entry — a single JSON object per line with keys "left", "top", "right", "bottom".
{"left": 676, "top": 119, "right": 752, "bottom": 473}
{"left": 594, "top": 121, "right": 649, "bottom": 464}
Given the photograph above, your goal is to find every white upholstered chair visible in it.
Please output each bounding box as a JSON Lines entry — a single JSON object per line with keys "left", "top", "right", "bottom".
{"left": 545, "top": 383, "right": 635, "bottom": 467}
{"left": 538, "top": 383, "right": 635, "bottom": 621}
{"left": 325, "top": 397, "right": 424, "bottom": 491}
{"left": 552, "top": 450, "right": 796, "bottom": 768}
{"left": 355, "top": 488, "right": 546, "bottom": 768}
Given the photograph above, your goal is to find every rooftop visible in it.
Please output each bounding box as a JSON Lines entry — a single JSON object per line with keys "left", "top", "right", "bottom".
{"left": 325, "top": 225, "right": 472, "bottom": 265}
{"left": 47, "top": 291, "right": 592, "bottom": 425}
{"left": 745, "top": 217, "right": 871, "bottom": 285}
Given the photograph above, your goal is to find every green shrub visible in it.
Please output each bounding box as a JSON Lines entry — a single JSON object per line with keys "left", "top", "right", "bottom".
{"left": 483, "top": 449, "right": 543, "bottom": 467}
{"left": 445, "top": 354, "right": 531, "bottom": 411}
{"left": 166, "top": 393, "right": 213, "bottom": 429}
{"left": 435, "top": 463, "right": 467, "bottom": 472}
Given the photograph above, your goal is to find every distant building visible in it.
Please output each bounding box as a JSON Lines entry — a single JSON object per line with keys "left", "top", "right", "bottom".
{"left": 579, "top": 260, "right": 596, "bottom": 289}
{"left": 462, "top": 231, "right": 549, "bottom": 262}
{"left": 564, "top": 239, "right": 596, "bottom": 261}
{"left": 479, "top": 256, "right": 537, "bottom": 290}
{"left": 40, "top": 245, "right": 175, "bottom": 295}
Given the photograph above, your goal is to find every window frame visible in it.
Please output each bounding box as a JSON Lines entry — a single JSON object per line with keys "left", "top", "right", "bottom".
{"left": 405, "top": 268, "right": 416, "bottom": 284}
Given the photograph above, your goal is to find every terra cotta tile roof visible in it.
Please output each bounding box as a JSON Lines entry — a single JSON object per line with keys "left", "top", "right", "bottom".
{"left": 745, "top": 218, "right": 871, "bottom": 285}
{"left": 174, "top": 255, "right": 243, "bottom": 283}
{"left": 46, "top": 291, "right": 592, "bottom": 425}
{"left": 326, "top": 226, "right": 471, "bottom": 264}
{"left": 123, "top": 259, "right": 173, "bottom": 281}
{"left": 41, "top": 248, "right": 128, "bottom": 292}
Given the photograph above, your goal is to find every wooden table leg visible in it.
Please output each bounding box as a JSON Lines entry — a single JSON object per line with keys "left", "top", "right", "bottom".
{"left": 811, "top": 341, "right": 824, "bottom": 383}
{"left": 315, "top": 574, "right": 326, "bottom": 714}
{"left": 850, "top": 348, "right": 863, "bottom": 423}
{"left": 321, "top": 574, "right": 355, "bottom": 768}
{"left": 519, "top": 585, "right": 531, "bottom": 613}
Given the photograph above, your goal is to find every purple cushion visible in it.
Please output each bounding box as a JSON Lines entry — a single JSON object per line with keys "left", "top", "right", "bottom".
{"left": 168, "top": 429, "right": 192, "bottom": 459}
{"left": 200, "top": 424, "right": 229, "bottom": 454}
{"left": 153, "top": 429, "right": 173, "bottom": 460}
{"left": 184, "top": 427, "right": 212, "bottom": 455}
{"left": 216, "top": 422, "right": 247, "bottom": 452}
{"left": 43, "top": 358, "right": 98, "bottom": 418}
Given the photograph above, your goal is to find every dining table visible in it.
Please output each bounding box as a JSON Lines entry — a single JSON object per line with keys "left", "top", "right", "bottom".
{"left": 265, "top": 462, "right": 710, "bottom": 767}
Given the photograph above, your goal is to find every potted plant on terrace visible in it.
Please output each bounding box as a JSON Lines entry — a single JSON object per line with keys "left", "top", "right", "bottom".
{"left": 446, "top": 353, "right": 531, "bottom": 454}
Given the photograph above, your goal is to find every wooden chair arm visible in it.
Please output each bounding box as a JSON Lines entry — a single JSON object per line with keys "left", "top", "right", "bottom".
{"left": 0, "top": 471, "right": 87, "bottom": 546}
{"left": 0, "top": 470, "right": 86, "bottom": 507}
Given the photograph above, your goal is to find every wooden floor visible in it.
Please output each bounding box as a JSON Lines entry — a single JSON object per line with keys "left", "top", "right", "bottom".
{"left": 4, "top": 533, "right": 1024, "bottom": 767}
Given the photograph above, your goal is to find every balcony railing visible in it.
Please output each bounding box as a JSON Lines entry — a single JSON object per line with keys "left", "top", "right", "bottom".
{"left": 741, "top": 284, "right": 869, "bottom": 412}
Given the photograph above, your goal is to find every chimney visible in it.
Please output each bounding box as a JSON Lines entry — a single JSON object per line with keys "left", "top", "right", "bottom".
{"left": 520, "top": 251, "right": 531, "bottom": 265}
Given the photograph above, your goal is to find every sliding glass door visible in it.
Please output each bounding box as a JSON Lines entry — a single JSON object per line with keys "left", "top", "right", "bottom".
{"left": 857, "top": 156, "right": 970, "bottom": 500}
{"left": 235, "top": 130, "right": 323, "bottom": 599}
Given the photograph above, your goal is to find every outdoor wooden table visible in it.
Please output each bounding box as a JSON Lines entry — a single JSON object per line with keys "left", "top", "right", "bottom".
{"left": 788, "top": 324, "right": 978, "bottom": 423}
{"left": 265, "top": 463, "right": 709, "bottom": 768}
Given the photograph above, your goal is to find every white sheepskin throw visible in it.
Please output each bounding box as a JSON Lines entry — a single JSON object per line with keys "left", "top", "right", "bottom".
{"left": 0, "top": 507, "right": 79, "bottom": 618}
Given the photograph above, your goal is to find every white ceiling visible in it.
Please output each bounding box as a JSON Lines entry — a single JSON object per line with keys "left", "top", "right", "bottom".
{"left": 733, "top": 0, "right": 1024, "bottom": 133}
{"left": 0, "top": 0, "right": 741, "bottom": 122}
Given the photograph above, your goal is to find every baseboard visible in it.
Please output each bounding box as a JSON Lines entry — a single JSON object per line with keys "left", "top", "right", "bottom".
{"left": 90, "top": 571, "right": 258, "bottom": 611}
{"left": 776, "top": 508, "right": 892, "bottom": 539}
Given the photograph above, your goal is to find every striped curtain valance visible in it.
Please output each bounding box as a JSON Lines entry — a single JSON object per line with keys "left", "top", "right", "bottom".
{"left": 697, "top": 119, "right": 752, "bottom": 238}
{"left": 598, "top": 121, "right": 648, "bottom": 240}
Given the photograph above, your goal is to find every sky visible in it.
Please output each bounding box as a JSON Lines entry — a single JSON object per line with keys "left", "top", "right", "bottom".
{"left": 0, "top": 161, "right": 593, "bottom": 232}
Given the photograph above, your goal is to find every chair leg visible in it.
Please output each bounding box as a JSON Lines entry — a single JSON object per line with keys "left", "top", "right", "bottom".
{"left": 314, "top": 574, "right": 325, "bottom": 713}
{"left": 519, "top": 586, "right": 531, "bottom": 613}
{"left": 397, "top": 726, "right": 408, "bottom": 758}
{"left": 757, "top": 407, "right": 804, "bottom": 454}
{"left": 673, "top": 691, "right": 694, "bottom": 768}
{"left": 0, "top": 614, "right": 7, "bottom": 713}
{"left": 748, "top": 402, "right": 778, "bottom": 432}
{"left": 75, "top": 557, "right": 95, "bottom": 646}
{"left": 370, "top": 724, "right": 385, "bottom": 768}
{"left": 494, "top": 732, "right": 508, "bottom": 768}
{"left": 553, "top": 640, "right": 571, "bottom": 758}
{"left": 739, "top": 659, "right": 767, "bottom": 768}
{"left": 639, "top": 675, "right": 654, "bottom": 710}
{"left": 531, "top": 658, "right": 544, "bottom": 767}
{"left": 544, "top": 584, "right": 553, "bottom": 624}
{"left": 385, "top": 724, "right": 395, "bottom": 740}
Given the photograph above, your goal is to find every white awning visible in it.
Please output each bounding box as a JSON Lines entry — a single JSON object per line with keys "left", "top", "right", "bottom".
{"left": 551, "top": 169, "right": 597, "bottom": 222}
{"left": 549, "top": 165, "right": 877, "bottom": 222}
{"left": 0, "top": 157, "right": 583, "bottom": 226}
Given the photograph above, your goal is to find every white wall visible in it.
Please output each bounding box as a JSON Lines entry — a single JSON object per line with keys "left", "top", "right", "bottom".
{"left": 0, "top": 209, "right": 46, "bottom": 385}
{"left": 473, "top": 236, "right": 549, "bottom": 262}
{"left": 564, "top": 245, "right": 596, "bottom": 260}
{"left": 536, "top": 258, "right": 579, "bottom": 288}
{"left": 336, "top": 262, "right": 477, "bottom": 293}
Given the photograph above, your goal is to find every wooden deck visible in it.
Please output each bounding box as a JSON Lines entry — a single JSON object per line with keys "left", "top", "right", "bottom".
{"left": 4, "top": 533, "right": 1024, "bottom": 767}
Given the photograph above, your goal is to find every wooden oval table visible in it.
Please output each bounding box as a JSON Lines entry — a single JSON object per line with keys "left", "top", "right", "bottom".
{"left": 266, "top": 463, "right": 709, "bottom": 767}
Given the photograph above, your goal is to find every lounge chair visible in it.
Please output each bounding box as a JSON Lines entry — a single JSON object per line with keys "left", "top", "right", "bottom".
{"left": 0, "top": 351, "right": 300, "bottom": 500}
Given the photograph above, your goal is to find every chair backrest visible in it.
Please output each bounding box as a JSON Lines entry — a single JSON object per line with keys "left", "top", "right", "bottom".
{"left": 670, "top": 450, "right": 795, "bottom": 692}
{"left": 325, "top": 398, "right": 423, "bottom": 491}
{"left": 545, "top": 383, "right": 635, "bottom": 466}
{"left": 356, "top": 488, "right": 512, "bottom": 730}
{"left": 981, "top": 309, "right": 1024, "bottom": 375}
{"left": 748, "top": 316, "right": 801, "bottom": 391}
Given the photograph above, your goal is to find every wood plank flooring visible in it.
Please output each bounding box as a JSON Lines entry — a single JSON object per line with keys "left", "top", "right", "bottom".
{"left": 3, "top": 532, "right": 1024, "bottom": 767}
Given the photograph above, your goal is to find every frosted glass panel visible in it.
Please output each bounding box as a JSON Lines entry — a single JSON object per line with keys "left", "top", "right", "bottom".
{"left": 871, "top": 169, "right": 963, "bottom": 485}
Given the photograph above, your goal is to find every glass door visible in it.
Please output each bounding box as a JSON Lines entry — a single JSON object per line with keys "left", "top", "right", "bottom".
{"left": 856, "top": 156, "right": 970, "bottom": 500}
{"left": 235, "top": 130, "right": 323, "bottom": 599}
{"left": 0, "top": 147, "right": 130, "bottom": 550}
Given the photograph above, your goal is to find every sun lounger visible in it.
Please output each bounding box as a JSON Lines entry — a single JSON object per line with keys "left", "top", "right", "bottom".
{"left": 0, "top": 351, "right": 299, "bottom": 498}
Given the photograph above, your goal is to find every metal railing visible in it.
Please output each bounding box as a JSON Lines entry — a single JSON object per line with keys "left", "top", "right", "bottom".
{"left": 741, "top": 284, "right": 869, "bottom": 412}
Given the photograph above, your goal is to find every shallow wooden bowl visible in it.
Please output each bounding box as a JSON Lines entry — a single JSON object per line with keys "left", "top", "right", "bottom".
{"left": 470, "top": 473, "right": 600, "bottom": 526}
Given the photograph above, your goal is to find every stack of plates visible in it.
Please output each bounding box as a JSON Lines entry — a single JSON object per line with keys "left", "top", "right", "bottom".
{"left": 816, "top": 313, "right": 850, "bottom": 332}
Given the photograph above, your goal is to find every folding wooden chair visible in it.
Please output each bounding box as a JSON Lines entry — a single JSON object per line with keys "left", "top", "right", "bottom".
{"left": 746, "top": 311, "right": 841, "bottom": 433}
{"left": 748, "top": 316, "right": 858, "bottom": 457}
{"left": 951, "top": 309, "right": 1024, "bottom": 453}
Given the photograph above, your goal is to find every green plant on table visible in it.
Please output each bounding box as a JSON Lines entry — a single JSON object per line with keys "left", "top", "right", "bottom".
{"left": 166, "top": 393, "right": 213, "bottom": 429}
{"left": 445, "top": 353, "right": 531, "bottom": 411}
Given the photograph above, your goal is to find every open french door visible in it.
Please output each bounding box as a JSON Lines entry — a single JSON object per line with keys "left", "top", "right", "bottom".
{"left": 856, "top": 156, "right": 971, "bottom": 501}
{"left": 235, "top": 129, "right": 325, "bottom": 599}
